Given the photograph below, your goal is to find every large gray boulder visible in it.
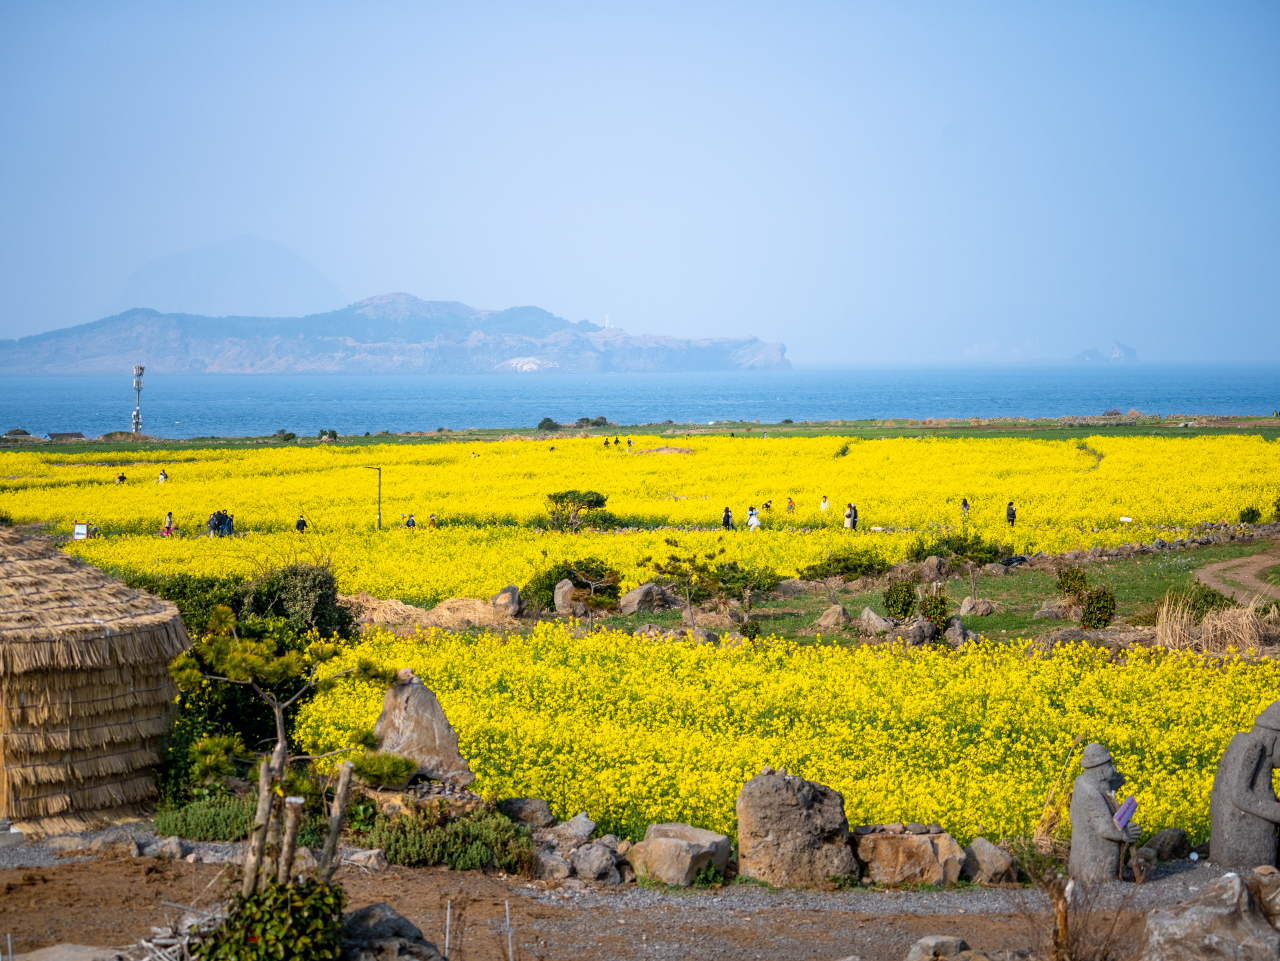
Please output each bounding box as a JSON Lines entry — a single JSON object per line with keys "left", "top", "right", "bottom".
{"left": 894, "top": 618, "right": 938, "bottom": 645}
{"left": 626, "top": 836, "right": 716, "bottom": 886}
{"left": 499, "top": 797, "right": 556, "bottom": 828}
{"left": 341, "top": 903, "right": 443, "bottom": 961}
{"left": 490, "top": 584, "right": 520, "bottom": 617}
{"left": 860, "top": 607, "right": 894, "bottom": 634}
{"left": 570, "top": 842, "right": 620, "bottom": 884}
{"left": 774, "top": 579, "right": 808, "bottom": 598}
{"left": 920, "top": 556, "right": 951, "bottom": 581}
{"left": 644, "top": 822, "right": 731, "bottom": 874}
{"left": 944, "top": 617, "right": 972, "bottom": 647}
{"left": 961, "top": 836, "right": 1018, "bottom": 884}
{"left": 1147, "top": 827, "right": 1191, "bottom": 862}
{"left": 373, "top": 677, "right": 475, "bottom": 788}
{"left": 619, "top": 582, "right": 667, "bottom": 615}
{"left": 905, "top": 936, "right": 971, "bottom": 961}
{"left": 547, "top": 812, "right": 596, "bottom": 848}
{"left": 816, "top": 605, "right": 851, "bottom": 630}
{"left": 855, "top": 832, "right": 964, "bottom": 885}
{"left": 958, "top": 596, "right": 994, "bottom": 616}
{"left": 553, "top": 578, "right": 578, "bottom": 615}
{"left": 536, "top": 851, "right": 571, "bottom": 880}
{"left": 1140, "top": 873, "right": 1280, "bottom": 961}
{"left": 736, "top": 767, "right": 857, "bottom": 887}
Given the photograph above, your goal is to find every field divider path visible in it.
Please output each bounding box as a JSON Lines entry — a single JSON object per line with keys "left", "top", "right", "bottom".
{"left": 1196, "top": 539, "right": 1280, "bottom": 600}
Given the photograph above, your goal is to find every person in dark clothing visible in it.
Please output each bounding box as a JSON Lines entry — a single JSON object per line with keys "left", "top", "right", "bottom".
{"left": 206, "top": 513, "right": 217, "bottom": 537}
{"left": 296, "top": 515, "right": 308, "bottom": 533}
{"left": 406, "top": 513, "right": 416, "bottom": 528}
{"left": 1006, "top": 502, "right": 1016, "bottom": 526}
{"left": 225, "top": 514, "right": 235, "bottom": 536}
{"left": 722, "top": 507, "right": 734, "bottom": 530}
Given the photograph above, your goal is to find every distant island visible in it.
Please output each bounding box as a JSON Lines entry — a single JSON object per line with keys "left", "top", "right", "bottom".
{"left": 0, "top": 293, "right": 790, "bottom": 374}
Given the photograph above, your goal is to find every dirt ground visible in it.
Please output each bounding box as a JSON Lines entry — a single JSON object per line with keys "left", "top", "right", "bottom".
{"left": 1197, "top": 545, "right": 1280, "bottom": 600}
{"left": 0, "top": 855, "right": 1211, "bottom": 960}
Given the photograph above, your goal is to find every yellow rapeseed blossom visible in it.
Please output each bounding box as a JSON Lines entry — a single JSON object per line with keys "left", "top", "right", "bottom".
{"left": 295, "top": 623, "right": 1280, "bottom": 845}
{"left": 3, "top": 434, "right": 1271, "bottom": 601}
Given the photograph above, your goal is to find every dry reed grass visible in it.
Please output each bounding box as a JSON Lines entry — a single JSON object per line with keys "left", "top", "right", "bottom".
{"left": 419, "top": 597, "right": 520, "bottom": 631}
{"left": 338, "top": 591, "right": 428, "bottom": 626}
{"left": 1156, "top": 595, "right": 1280, "bottom": 654}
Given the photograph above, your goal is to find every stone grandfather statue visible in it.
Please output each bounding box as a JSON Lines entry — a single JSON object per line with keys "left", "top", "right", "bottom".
{"left": 1069, "top": 743, "right": 1141, "bottom": 884}
{"left": 1210, "top": 701, "right": 1280, "bottom": 872}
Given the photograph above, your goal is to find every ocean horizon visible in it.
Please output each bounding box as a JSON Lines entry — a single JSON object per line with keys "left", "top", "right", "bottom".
{"left": 2, "top": 365, "right": 1277, "bottom": 440}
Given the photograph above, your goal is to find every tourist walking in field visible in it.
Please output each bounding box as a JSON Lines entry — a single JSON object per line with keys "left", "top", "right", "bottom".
{"left": 722, "top": 506, "right": 734, "bottom": 530}
{"left": 820, "top": 495, "right": 829, "bottom": 513}
{"left": 748, "top": 507, "right": 761, "bottom": 531}
{"left": 116, "top": 472, "right": 126, "bottom": 485}
{"left": 158, "top": 469, "right": 167, "bottom": 484}
{"left": 1006, "top": 502, "right": 1016, "bottom": 526}
{"left": 428, "top": 513, "right": 436, "bottom": 528}
{"left": 296, "top": 514, "right": 308, "bottom": 533}
{"left": 406, "top": 513, "right": 416, "bottom": 528}
{"left": 786, "top": 497, "right": 795, "bottom": 514}
{"left": 844, "top": 503, "right": 857, "bottom": 529}
{"left": 961, "top": 498, "right": 970, "bottom": 519}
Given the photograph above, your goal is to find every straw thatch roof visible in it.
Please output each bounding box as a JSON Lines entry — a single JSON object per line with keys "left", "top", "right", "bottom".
{"left": 0, "top": 528, "right": 191, "bottom": 834}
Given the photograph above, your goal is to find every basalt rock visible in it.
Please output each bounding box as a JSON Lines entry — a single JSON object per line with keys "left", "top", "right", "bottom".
{"left": 373, "top": 677, "right": 475, "bottom": 788}
{"left": 736, "top": 768, "right": 857, "bottom": 887}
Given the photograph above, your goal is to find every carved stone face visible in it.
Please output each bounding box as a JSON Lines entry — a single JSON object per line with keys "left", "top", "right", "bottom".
{"left": 1092, "top": 760, "right": 1125, "bottom": 792}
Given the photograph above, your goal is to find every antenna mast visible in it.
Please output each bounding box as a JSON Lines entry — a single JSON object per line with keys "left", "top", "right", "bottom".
{"left": 131, "top": 365, "right": 144, "bottom": 437}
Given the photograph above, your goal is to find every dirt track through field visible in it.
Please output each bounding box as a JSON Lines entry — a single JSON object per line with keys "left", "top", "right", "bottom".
{"left": 1196, "top": 540, "right": 1280, "bottom": 600}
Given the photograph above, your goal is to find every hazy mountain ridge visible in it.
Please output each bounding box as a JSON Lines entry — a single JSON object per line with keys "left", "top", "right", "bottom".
{"left": 0, "top": 293, "right": 789, "bottom": 374}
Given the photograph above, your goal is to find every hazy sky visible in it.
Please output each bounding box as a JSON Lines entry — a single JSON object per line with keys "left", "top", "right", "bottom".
{"left": 2, "top": 2, "right": 1277, "bottom": 365}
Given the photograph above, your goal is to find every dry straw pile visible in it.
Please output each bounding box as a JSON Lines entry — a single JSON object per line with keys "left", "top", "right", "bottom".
{"left": 1156, "top": 595, "right": 1280, "bottom": 654}
{"left": 0, "top": 528, "right": 190, "bottom": 834}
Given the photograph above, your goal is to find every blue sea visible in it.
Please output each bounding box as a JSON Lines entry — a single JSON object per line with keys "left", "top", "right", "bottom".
{"left": 1, "top": 367, "right": 1277, "bottom": 439}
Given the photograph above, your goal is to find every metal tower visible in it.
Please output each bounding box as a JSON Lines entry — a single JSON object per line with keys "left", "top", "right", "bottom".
{"left": 131, "top": 365, "right": 144, "bottom": 435}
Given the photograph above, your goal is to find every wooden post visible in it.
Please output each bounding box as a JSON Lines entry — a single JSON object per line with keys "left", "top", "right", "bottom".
{"left": 316, "top": 761, "right": 354, "bottom": 885}
{"left": 242, "top": 758, "right": 276, "bottom": 898}
{"left": 277, "top": 796, "right": 306, "bottom": 886}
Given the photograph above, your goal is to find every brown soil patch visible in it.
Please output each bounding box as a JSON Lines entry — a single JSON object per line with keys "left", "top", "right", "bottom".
{"left": 636, "top": 446, "right": 694, "bottom": 455}
{"left": 0, "top": 858, "right": 1092, "bottom": 960}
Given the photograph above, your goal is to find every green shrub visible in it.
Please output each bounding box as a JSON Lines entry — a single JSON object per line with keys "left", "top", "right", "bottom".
{"left": 739, "top": 621, "right": 762, "bottom": 641}
{"left": 884, "top": 582, "right": 916, "bottom": 621}
{"left": 155, "top": 795, "right": 255, "bottom": 842}
{"left": 712, "top": 561, "right": 780, "bottom": 596}
{"left": 537, "top": 417, "right": 559, "bottom": 432}
{"left": 196, "top": 878, "right": 345, "bottom": 961}
{"left": 1241, "top": 506, "right": 1263, "bottom": 524}
{"left": 1057, "top": 567, "right": 1088, "bottom": 599}
{"left": 239, "top": 564, "right": 355, "bottom": 639}
{"left": 120, "top": 572, "right": 246, "bottom": 635}
{"left": 1080, "top": 586, "right": 1116, "bottom": 629}
{"left": 920, "top": 593, "right": 949, "bottom": 634}
{"left": 351, "top": 752, "right": 418, "bottom": 790}
{"left": 522, "top": 556, "right": 622, "bottom": 611}
{"left": 362, "top": 807, "right": 534, "bottom": 873}
{"left": 797, "top": 548, "right": 887, "bottom": 581}
{"left": 906, "top": 530, "right": 1002, "bottom": 566}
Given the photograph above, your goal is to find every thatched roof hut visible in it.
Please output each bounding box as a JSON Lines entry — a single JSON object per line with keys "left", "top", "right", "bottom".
{"left": 0, "top": 528, "right": 190, "bottom": 834}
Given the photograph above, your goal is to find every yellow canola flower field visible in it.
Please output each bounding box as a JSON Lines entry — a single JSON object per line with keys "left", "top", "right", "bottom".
{"left": 2, "top": 434, "right": 1273, "bottom": 601}
{"left": 296, "top": 622, "right": 1280, "bottom": 845}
